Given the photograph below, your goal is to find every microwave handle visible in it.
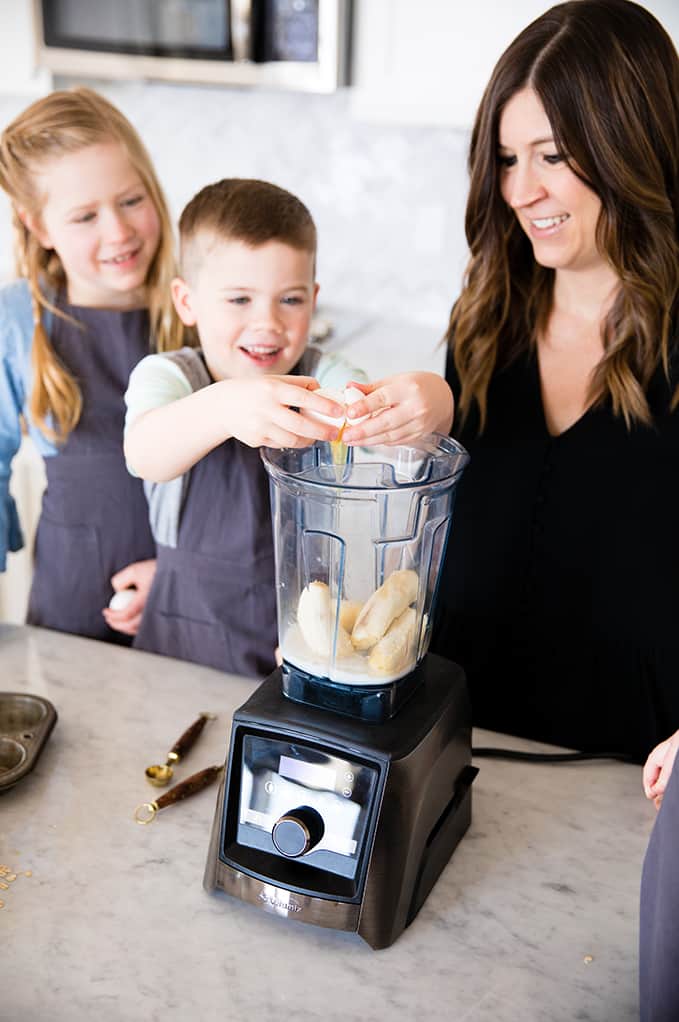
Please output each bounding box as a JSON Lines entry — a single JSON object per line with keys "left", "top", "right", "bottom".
{"left": 230, "top": 0, "right": 252, "bottom": 62}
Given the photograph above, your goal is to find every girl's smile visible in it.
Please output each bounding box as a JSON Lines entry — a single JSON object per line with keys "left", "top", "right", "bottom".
{"left": 99, "top": 243, "right": 144, "bottom": 269}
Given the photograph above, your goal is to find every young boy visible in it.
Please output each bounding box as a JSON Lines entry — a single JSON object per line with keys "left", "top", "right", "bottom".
{"left": 117, "top": 178, "right": 453, "bottom": 677}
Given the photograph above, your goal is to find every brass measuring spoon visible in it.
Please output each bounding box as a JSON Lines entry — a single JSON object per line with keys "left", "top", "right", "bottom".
{"left": 145, "top": 712, "right": 216, "bottom": 787}
{"left": 134, "top": 764, "right": 223, "bottom": 824}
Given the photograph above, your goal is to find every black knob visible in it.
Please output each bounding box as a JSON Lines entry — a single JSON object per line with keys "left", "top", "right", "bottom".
{"left": 272, "top": 805, "right": 325, "bottom": 858}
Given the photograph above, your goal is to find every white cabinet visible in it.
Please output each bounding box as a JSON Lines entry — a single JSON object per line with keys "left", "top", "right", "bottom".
{"left": 0, "top": 0, "right": 50, "bottom": 95}
{"left": 351, "top": 0, "right": 679, "bottom": 128}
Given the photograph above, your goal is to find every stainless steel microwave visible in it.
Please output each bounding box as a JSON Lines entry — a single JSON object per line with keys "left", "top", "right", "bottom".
{"left": 35, "top": 0, "right": 352, "bottom": 93}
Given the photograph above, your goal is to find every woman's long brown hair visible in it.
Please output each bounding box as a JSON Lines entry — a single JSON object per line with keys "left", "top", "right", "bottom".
{"left": 0, "top": 87, "right": 185, "bottom": 442}
{"left": 448, "top": 0, "right": 679, "bottom": 431}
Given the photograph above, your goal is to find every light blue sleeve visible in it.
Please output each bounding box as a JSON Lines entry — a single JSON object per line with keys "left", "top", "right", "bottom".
{"left": 123, "top": 353, "right": 193, "bottom": 476}
{"left": 124, "top": 353, "right": 193, "bottom": 432}
{"left": 0, "top": 281, "right": 62, "bottom": 570}
{"left": 0, "top": 283, "right": 31, "bottom": 570}
{"left": 313, "top": 351, "right": 369, "bottom": 390}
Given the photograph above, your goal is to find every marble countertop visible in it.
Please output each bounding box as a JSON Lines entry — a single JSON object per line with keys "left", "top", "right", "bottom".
{"left": 1, "top": 624, "right": 653, "bottom": 1022}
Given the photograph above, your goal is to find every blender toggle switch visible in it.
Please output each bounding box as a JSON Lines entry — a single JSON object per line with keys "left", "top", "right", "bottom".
{"left": 272, "top": 805, "right": 325, "bottom": 857}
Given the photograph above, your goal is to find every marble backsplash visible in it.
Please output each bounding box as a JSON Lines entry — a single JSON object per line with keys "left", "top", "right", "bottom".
{"left": 0, "top": 83, "right": 470, "bottom": 333}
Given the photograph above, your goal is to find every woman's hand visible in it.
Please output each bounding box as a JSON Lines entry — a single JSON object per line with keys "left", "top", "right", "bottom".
{"left": 643, "top": 730, "right": 679, "bottom": 810}
{"left": 341, "top": 372, "right": 454, "bottom": 446}
{"left": 102, "top": 558, "right": 157, "bottom": 637}
{"left": 221, "top": 375, "right": 344, "bottom": 449}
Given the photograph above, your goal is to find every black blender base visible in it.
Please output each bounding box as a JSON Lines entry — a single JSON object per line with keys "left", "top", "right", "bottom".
{"left": 405, "top": 762, "right": 478, "bottom": 930}
{"left": 204, "top": 654, "right": 478, "bottom": 950}
{"left": 281, "top": 660, "right": 424, "bottom": 723}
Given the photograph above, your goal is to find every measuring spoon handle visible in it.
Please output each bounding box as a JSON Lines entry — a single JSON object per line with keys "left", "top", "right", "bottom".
{"left": 169, "top": 713, "right": 213, "bottom": 759}
{"left": 155, "top": 764, "right": 223, "bottom": 811}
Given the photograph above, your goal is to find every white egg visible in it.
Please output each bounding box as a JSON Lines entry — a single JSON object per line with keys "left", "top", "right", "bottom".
{"left": 305, "top": 387, "right": 346, "bottom": 427}
{"left": 343, "top": 386, "right": 369, "bottom": 425}
{"left": 304, "top": 385, "right": 369, "bottom": 428}
{"left": 108, "top": 589, "right": 136, "bottom": 611}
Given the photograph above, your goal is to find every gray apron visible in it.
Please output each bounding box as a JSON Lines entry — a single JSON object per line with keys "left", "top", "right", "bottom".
{"left": 640, "top": 761, "right": 679, "bottom": 1021}
{"left": 134, "top": 437, "right": 278, "bottom": 678}
{"left": 27, "top": 301, "right": 155, "bottom": 644}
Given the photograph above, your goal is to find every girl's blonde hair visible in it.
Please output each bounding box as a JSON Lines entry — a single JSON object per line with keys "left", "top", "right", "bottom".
{"left": 0, "top": 87, "right": 185, "bottom": 442}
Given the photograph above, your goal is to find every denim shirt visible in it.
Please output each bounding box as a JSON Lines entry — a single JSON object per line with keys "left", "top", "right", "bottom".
{"left": 0, "top": 280, "right": 56, "bottom": 570}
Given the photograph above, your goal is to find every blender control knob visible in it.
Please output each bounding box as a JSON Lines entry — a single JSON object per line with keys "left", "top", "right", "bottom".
{"left": 272, "top": 806, "right": 324, "bottom": 858}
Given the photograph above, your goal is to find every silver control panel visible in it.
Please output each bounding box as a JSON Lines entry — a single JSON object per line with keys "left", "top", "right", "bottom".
{"left": 237, "top": 734, "right": 380, "bottom": 879}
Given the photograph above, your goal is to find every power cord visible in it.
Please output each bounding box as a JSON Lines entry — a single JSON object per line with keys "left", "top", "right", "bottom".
{"left": 471, "top": 746, "right": 637, "bottom": 764}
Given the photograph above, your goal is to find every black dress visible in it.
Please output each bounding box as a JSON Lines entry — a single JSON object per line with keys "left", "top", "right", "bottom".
{"left": 432, "top": 344, "right": 679, "bottom": 762}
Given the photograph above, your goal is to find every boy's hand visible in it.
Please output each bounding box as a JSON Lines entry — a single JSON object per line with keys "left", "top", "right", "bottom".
{"left": 102, "top": 558, "right": 157, "bottom": 636}
{"left": 222, "top": 375, "right": 345, "bottom": 448}
{"left": 341, "top": 372, "right": 454, "bottom": 446}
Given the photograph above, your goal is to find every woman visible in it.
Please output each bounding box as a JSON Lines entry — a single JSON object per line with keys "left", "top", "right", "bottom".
{"left": 431, "top": 0, "right": 679, "bottom": 763}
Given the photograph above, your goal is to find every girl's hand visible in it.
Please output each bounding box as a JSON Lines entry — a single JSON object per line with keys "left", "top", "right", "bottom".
{"left": 221, "top": 375, "right": 344, "bottom": 448}
{"left": 643, "top": 730, "right": 679, "bottom": 810}
{"left": 102, "top": 558, "right": 157, "bottom": 636}
{"left": 341, "top": 372, "right": 454, "bottom": 446}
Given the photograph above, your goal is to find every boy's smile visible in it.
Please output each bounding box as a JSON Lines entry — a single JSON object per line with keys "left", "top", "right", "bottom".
{"left": 172, "top": 236, "right": 318, "bottom": 381}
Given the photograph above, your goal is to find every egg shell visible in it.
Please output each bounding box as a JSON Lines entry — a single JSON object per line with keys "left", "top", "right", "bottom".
{"left": 343, "top": 386, "right": 369, "bottom": 425}
{"left": 304, "top": 385, "right": 369, "bottom": 428}
{"left": 304, "top": 387, "right": 345, "bottom": 428}
{"left": 108, "top": 589, "right": 136, "bottom": 611}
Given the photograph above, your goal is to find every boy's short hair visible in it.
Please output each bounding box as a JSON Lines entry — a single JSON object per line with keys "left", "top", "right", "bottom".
{"left": 179, "top": 178, "right": 316, "bottom": 279}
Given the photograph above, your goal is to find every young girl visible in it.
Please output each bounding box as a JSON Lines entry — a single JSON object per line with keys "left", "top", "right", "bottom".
{"left": 0, "top": 87, "right": 185, "bottom": 643}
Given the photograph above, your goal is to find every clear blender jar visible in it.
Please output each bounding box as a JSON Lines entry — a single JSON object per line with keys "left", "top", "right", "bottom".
{"left": 261, "top": 435, "right": 469, "bottom": 722}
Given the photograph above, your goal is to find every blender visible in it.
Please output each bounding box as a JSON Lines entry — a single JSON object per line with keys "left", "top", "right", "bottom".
{"left": 204, "top": 434, "right": 476, "bottom": 949}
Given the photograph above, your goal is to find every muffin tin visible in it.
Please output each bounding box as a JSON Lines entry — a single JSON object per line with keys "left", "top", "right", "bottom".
{"left": 0, "top": 693, "right": 57, "bottom": 793}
